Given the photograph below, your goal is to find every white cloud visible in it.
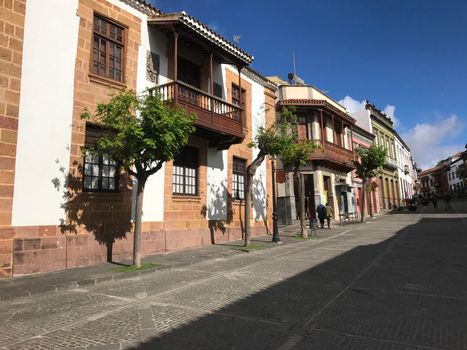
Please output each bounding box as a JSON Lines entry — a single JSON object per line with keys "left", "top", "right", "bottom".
{"left": 339, "top": 96, "right": 366, "bottom": 113}
{"left": 401, "top": 114, "right": 464, "bottom": 169}
{"left": 339, "top": 96, "right": 400, "bottom": 129}
{"left": 382, "top": 105, "right": 400, "bottom": 128}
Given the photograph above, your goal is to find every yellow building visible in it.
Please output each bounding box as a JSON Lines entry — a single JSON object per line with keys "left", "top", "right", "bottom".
{"left": 367, "top": 102, "right": 400, "bottom": 210}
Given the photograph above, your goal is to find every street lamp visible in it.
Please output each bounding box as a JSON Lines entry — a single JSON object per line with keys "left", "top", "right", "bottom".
{"left": 270, "top": 157, "right": 280, "bottom": 243}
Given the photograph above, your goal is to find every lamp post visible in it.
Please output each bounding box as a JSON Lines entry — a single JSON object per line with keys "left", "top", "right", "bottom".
{"left": 271, "top": 157, "right": 280, "bottom": 243}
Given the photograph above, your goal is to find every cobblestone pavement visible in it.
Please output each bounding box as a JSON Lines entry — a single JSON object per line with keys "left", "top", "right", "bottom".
{"left": 0, "top": 200, "right": 466, "bottom": 349}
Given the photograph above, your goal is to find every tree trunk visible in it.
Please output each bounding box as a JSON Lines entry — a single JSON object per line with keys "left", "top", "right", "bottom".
{"left": 244, "top": 153, "right": 266, "bottom": 247}
{"left": 133, "top": 176, "right": 146, "bottom": 267}
{"left": 298, "top": 172, "right": 307, "bottom": 237}
{"left": 244, "top": 172, "right": 253, "bottom": 247}
{"left": 360, "top": 179, "right": 366, "bottom": 223}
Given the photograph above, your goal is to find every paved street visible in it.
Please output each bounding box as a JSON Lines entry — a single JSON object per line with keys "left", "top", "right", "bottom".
{"left": 0, "top": 200, "right": 466, "bottom": 350}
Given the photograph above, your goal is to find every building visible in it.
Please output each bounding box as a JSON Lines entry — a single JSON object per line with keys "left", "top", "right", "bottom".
{"left": 394, "top": 132, "right": 417, "bottom": 204}
{"left": 269, "top": 77, "right": 356, "bottom": 223}
{"left": 446, "top": 152, "right": 465, "bottom": 194}
{"left": 367, "top": 102, "right": 400, "bottom": 210}
{"left": 0, "top": 0, "right": 275, "bottom": 277}
{"left": 346, "top": 103, "right": 381, "bottom": 217}
{"left": 350, "top": 124, "right": 377, "bottom": 217}
{"left": 418, "top": 165, "right": 449, "bottom": 197}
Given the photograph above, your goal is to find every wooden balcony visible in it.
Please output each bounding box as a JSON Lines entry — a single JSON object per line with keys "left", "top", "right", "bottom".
{"left": 152, "top": 81, "right": 244, "bottom": 148}
{"left": 309, "top": 140, "right": 355, "bottom": 173}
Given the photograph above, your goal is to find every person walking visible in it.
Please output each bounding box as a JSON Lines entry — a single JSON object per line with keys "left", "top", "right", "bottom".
{"left": 316, "top": 202, "right": 325, "bottom": 229}
{"left": 431, "top": 193, "right": 438, "bottom": 209}
{"left": 325, "top": 202, "right": 333, "bottom": 229}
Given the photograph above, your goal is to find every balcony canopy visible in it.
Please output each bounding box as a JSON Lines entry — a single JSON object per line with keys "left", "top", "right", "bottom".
{"left": 148, "top": 12, "right": 254, "bottom": 67}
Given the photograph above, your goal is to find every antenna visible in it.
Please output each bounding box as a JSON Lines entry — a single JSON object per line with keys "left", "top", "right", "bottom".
{"left": 288, "top": 50, "right": 304, "bottom": 85}
{"left": 292, "top": 50, "right": 297, "bottom": 76}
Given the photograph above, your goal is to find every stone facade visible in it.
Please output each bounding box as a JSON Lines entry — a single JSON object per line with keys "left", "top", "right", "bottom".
{"left": 0, "top": 0, "right": 26, "bottom": 277}
{"left": 2, "top": 0, "right": 274, "bottom": 277}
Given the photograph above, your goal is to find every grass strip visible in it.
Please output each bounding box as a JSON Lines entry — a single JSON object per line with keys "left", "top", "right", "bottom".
{"left": 114, "top": 262, "right": 161, "bottom": 273}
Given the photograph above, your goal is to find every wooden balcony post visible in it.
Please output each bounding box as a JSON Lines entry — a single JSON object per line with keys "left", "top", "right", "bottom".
{"left": 331, "top": 115, "right": 336, "bottom": 144}
{"left": 210, "top": 54, "right": 214, "bottom": 123}
{"left": 173, "top": 30, "right": 179, "bottom": 102}
{"left": 341, "top": 120, "right": 345, "bottom": 148}
{"left": 237, "top": 66, "right": 243, "bottom": 130}
{"left": 320, "top": 109, "right": 325, "bottom": 142}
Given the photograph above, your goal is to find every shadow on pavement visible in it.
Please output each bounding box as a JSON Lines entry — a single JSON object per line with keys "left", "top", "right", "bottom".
{"left": 128, "top": 216, "right": 467, "bottom": 350}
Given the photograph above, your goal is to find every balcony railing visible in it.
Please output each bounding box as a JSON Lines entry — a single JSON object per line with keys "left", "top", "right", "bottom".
{"left": 309, "top": 140, "right": 355, "bottom": 170}
{"left": 384, "top": 156, "right": 398, "bottom": 170}
{"left": 152, "top": 81, "right": 244, "bottom": 139}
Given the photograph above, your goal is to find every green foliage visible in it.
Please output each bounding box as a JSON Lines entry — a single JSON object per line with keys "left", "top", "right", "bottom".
{"left": 282, "top": 140, "right": 318, "bottom": 170}
{"left": 81, "top": 90, "right": 196, "bottom": 182}
{"left": 353, "top": 145, "right": 387, "bottom": 180}
{"left": 248, "top": 107, "right": 298, "bottom": 159}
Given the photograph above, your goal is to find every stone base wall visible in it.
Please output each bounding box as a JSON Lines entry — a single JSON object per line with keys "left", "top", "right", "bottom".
{"left": 5, "top": 222, "right": 267, "bottom": 277}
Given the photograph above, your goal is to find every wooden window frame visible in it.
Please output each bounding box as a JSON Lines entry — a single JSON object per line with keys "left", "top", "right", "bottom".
{"left": 83, "top": 124, "right": 119, "bottom": 193}
{"left": 231, "top": 83, "right": 246, "bottom": 108}
{"left": 172, "top": 146, "right": 199, "bottom": 196}
{"left": 90, "top": 13, "right": 127, "bottom": 85}
{"left": 232, "top": 157, "right": 246, "bottom": 200}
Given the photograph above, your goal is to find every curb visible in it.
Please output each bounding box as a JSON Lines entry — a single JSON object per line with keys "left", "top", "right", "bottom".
{"left": 0, "top": 226, "right": 355, "bottom": 303}
{"left": 0, "top": 264, "right": 174, "bottom": 303}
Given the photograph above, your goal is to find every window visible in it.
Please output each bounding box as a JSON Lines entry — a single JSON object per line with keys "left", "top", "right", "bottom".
{"left": 232, "top": 157, "right": 246, "bottom": 200}
{"left": 231, "top": 84, "right": 246, "bottom": 108}
{"left": 173, "top": 146, "right": 198, "bottom": 195}
{"left": 231, "top": 84, "right": 246, "bottom": 121}
{"left": 83, "top": 124, "right": 118, "bottom": 192}
{"left": 213, "top": 82, "right": 223, "bottom": 98}
{"left": 92, "top": 14, "right": 125, "bottom": 82}
{"left": 177, "top": 57, "right": 201, "bottom": 88}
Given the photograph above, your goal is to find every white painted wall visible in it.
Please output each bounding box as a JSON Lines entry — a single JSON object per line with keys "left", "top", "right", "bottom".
{"left": 224, "top": 65, "right": 268, "bottom": 221}
{"left": 206, "top": 149, "right": 227, "bottom": 220}
{"left": 251, "top": 78, "right": 267, "bottom": 221}
{"left": 112, "top": 0, "right": 166, "bottom": 222}
{"left": 448, "top": 158, "right": 463, "bottom": 190}
{"left": 12, "top": 0, "right": 80, "bottom": 226}
{"left": 395, "top": 136, "right": 415, "bottom": 199}
{"left": 350, "top": 109, "right": 372, "bottom": 134}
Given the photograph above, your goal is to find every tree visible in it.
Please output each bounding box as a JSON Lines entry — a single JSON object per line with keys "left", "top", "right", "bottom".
{"left": 244, "top": 108, "right": 296, "bottom": 247}
{"left": 81, "top": 90, "right": 196, "bottom": 267}
{"left": 353, "top": 145, "right": 386, "bottom": 222}
{"left": 281, "top": 139, "right": 318, "bottom": 237}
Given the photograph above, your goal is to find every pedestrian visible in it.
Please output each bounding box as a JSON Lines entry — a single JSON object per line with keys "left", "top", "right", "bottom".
{"left": 316, "top": 202, "right": 325, "bottom": 229}
{"left": 431, "top": 193, "right": 438, "bottom": 209}
{"left": 325, "top": 202, "right": 333, "bottom": 229}
{"left": 444, "top": 192, "right": 452, "bottom": 211}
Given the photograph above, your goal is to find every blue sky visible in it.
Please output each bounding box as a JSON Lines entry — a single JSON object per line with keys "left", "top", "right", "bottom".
{"left": 152, "top": 0, "right": 467, "bottom": 169}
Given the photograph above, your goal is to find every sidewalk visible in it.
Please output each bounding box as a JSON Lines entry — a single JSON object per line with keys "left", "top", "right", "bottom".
{"left": 0, "top": 224, "right": 355, "bottom": 302}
